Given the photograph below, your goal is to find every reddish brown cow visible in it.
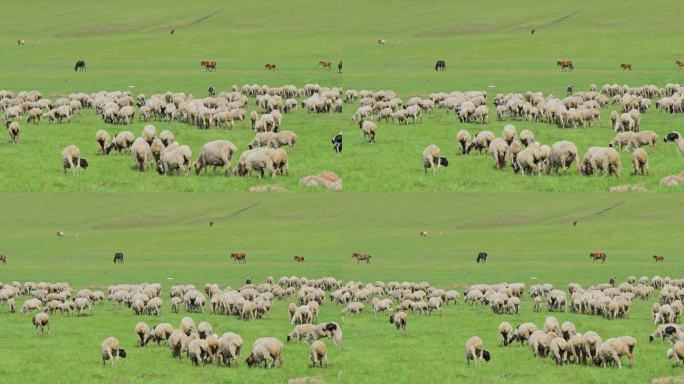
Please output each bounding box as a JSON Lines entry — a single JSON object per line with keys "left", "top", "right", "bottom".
{"left": 294, "top": 256, "right": 305, "bottom": 263}
{"left": 352, "top": 253, "right": 372, "bottom": 264}
{"left": 231, "top": 252, "right": 246, "bottom": 263}
{"left": 589, "top": 252, "right": 606, "bottom": 263}
{"left": 319, "top": 61, "right": 331, "bottom": 69}
{"left": 265, "top": 64, "right": 276, "bottom": 71}
{"left": 620, "top": 64, "right": 632, "bottom": 71}
{"left": 653, "top": 255, "right": 664, "bottom": 262}
{"left": 556, "top": 60, "right": 574, "bottom": 71}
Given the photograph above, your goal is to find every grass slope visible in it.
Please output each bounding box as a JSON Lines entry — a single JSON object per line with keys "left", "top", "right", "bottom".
{"left": 0, "top": 193, "right": 682, "bottom": 383}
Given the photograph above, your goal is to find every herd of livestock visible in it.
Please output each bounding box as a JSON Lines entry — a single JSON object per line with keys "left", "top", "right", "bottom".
{"left": 2, "top": 81, "right": 684, "bottom": 183}
{"left": 2, "top": 273, "right": 684, "bottom": 370}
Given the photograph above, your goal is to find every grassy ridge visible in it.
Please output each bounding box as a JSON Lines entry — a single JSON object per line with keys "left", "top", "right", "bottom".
{"left": 0, "top": 193, "right": 682, "bottom": 383}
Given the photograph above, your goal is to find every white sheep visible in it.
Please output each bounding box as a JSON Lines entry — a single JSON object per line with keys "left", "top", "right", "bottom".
{"left": 246, "top": 337, "right": 284, "bottom": 368}
{"left": 194, "top": 140, "right": 237, "bottom": 176}
{"left": 101, "top": 337, "right": 126, "bottom": 367}
{"left": 309, "top": 340, "right": 328, "bottom": 368}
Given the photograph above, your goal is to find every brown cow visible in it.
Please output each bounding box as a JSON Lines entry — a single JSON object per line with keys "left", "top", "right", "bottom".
{"left": 230, "top": 252, "right": 246, "bottom": 264}
{"left": 653, "top": 255, "right": 664, "bottom": 262}
{"left": 294, "top": 256, "right": 305, "bottom": 263}
{"left": 201, "top": 61, "right": 217, "bottom": 71}
{"left": 620, "top": 64, "right": 632, "bottom": 71}
{"left": 556, "top": 60, "right": 574, "bottom": 71}
{"left": 0, "top": 254, "right": 6, "bottom": 264}
{"left": 352, "top": 253, "right": 372, "bottom": 264}
{"left": 589, "top": 252, "right": 606, "bottom": 263}
{"left": 319, "top": 61, "right": 331, "bottom": 69}
{"left": 265, "top": 64, "right": 276, "bottom": 71}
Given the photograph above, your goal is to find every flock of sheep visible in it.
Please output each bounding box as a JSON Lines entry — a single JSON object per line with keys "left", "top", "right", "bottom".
{"left": 2, "top": 81, "right": 684, "bottom": 185}
{"left": 2, "top": 273, "right": 684, "bottom": 371}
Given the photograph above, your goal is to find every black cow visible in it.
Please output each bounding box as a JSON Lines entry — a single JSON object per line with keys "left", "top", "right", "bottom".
{"left": 338, "top": 60, "right": 343, "bottom": 73}
{"left": 74, "top": 60, "right": 86, "bottom": 72}
{"left": 476, "top": 252, "right": 488, "bottom": 263}
{"left": 435, "top": 60, "right": 446, "bottom": 71}
{"left": 332, "top": 132, "right": 343, "bottom": 153}
{"left": 113, "top": 252, "right": 124, "bottom": 264}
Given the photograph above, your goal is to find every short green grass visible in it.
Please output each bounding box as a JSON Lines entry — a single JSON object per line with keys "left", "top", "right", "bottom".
{"left": 2, "top": 0, "right": 684, "bottom": 191}
{"left": 0, "top": 193, "right": 682, "bottom": 383}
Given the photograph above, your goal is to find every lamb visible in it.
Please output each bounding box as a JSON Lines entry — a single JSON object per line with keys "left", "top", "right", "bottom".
{"left": 465, "top": 336, "right": 490, "bottom": 367}
{"left": 626, "top": 131, "right": 658, "bottom": 150}
{"left": 130, "top": 138, "right": 152, "bottom": 172}
{"left": 422, "top": 145, "right": 447, "bottom": 175}
{"left": 342, "top": 302, "right": 364, "bottom": 316}
{"left": 310, "top": 340, "right": 328, "bottom": 368}
{"left": 456, "top": 130, "right": 471, "bottom": 154}
{"left": 6, "top": 121, "right": 19, "bottom": 144}
{"left": 390, "top": 311, "right": 408, "bottom": 334}
{"left": 519, "top": 129, "right": 534, "bottom": 146}
{"left": 135, "top": 322, "right": 150, "bottom": 347}
{"left": 549, "top": 337, "right": 568, "bottom": 365}
{"left": 664, "top": 132, "right": 684, "bottom": 157}
{"left": 609, "top": 132, "right": 635, "bottom": 151}
{"left": 32, "top": 312, "right": 51, "bottom": 335}
{"left": 249, "top": 131, "right": 277, "bottom": 149}
{"left": 548, "top": 141, "right": 579, "bottom": 174}
{"left": 360, "top": 120, "right": 377, "bottom": 143}
{"left": 61, "top": 145, "right": 87, "bottom": 175}
{"left": 188, "top": 338, "right": 209, "bottom": 366}
{"left": 501, "top": 124, "right": 517, "bottom": 145}
{"left": 96, "top": 130, "right": 111, "bottom": 155}
{"left": 631, "top": 148, "right": 648, "bottom": 175}
{"left": 666, "top": 341, "right": 684, "bottom": 366}
{"left": 194, "top": 140, "right": 238, "bottom": 176}
{"left": 489, "top": 138, "right": 509, "bottom": 170}
{"left": 159, "top": 130, "right": 175, "bottom": 146}
{"left": 498, "top": 321, "right": 513, "bottom": 346}
{"left": 218, "top": 332, "right": 243, "bottom": 366}
{"left": 142, "top": 124, "right": 156, "bottom": 145}
{"left": 101, "top": 337, "right": 127, "bottom": 367}
{"left": 275, "top": 131, "right": 297, "bottom": 150}
{"left": 467, "top": 131, "right": 496, "bottom": 154}
{"left": 108, "top": 131, "right": 135, "bottom": 154}
{"left": 246, "top": 337, "right": 284, "bottom": 368}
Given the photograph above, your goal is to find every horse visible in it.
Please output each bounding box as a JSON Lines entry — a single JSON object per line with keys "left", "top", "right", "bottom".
{"left": 231, "top": 252, "right": 247, "bottom": 264}
{"left": 676, "top": 60, "right": 684, "bottom": 68}
{"left": 0, "top": 254, "right": 6, "bottom": 264}
{"left": 294, "top": 256, "right": 305, "bottom": 263}
{"left": 589, "top": 252, "right": 606, "bottom": 263}
{"left": 435, "top": 60, "right": 446, "bottom": 71}
{"left": 476, "top": 252, "right": 488, "bottom": 263}
{"left": 653, "top": 255, "right": 664, "bottom": 262}
{"left": 265, "top": 64, "right": 276, "bottom": 71}
{"left": 113, "top": 252, "right": 124, "bottom": 264}
{"left": 556, "top": 60, "right": 574, "bottom": 71}
{"left": 74, "top": 60, "right": 86, "bottom": 72}
{"left": 201, "top": 61, "right": 216, "bottom": 71}
{"left": 319, "top": 61, "right": 332, "bottom": 69}
{"left": 620, "top": 64, "right": 632, "bottom": 71}
{"left": 352, "top": 253, "right": 372, "bottom": 264}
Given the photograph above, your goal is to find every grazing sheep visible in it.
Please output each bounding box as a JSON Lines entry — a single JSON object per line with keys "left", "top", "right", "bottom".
{"left": 194, "top": 140, "right": 238, "bottom": 176}
{"left": 96, "top": 130, "right": 111, "bottom": 155}
{"left": 666, "top": 341, "right": 684, "bottom": 366}
{"left": 135, "top": 322, "right": 150, "bottom": 347}
{"left": 390, "top": 311, "right": 408, "bottom": 334}
{"left": 582, "top": 331, "right": 602, "bottom": 363}
{"left": 511, "top": 323, "right": 537, "bottom": 345}
{"left": 188, "top": 338, "right": 209, "bottom": 366}
{"left": 561, "top": 321, "right": 577, "bottom": 341}
{"left": 631, "top": 148, "right": 648, "bottom": 175}
{"left": 168, "top": 329, "right": 189, "bottom": 360}
{"left": 610, "top": 111, "right": 619, "bottom": 130}
{"left": 519, "top": 130, "right": 534, "bottom": 146}
{"left": 61, "top": 145, "right": 87, "bottom": 175}
{"left": 467, "top": 131, "right": 496, "bottom": 154}
{"left": 130, "top": 138, "right": 152, "bottom": 172}
{"left": 287, "top": 324, "right": 315, "bottom": 343}
{"left": 197, "top": 321, "right": 213, "bottom": 339}
{"left": 581, "top": 147, "right": 621, "bottom": 177}
{"left": 498, "top": 321, "right": 513, "bottom": 346}
{"left": 456, "top": 129, "right": 471, "bottom": 154}
{"left": 596, "top": 338, "right": 633, "bottom": 368}
{"left": 360, "top": 120, "right": 377, "bottom": 143}
{"left": 234, "top": 148, "right": 277, "bottom": 178}
{"left": 609, "top": 132, "right": 635, "bottom": 151}
{"left": 548, "top": 141, "right": 579, "bottom": 174}
{"left": 422, "top": 145, "right": 447, "bottom": 175}
{"left": 180, "top": 317, "right": 196, "bottom": 336}
{"left": 142, "top": 125, "right": 156, "bottom": 145}
{"left": 465, "top": 336, "right": 490, "bottom": 367}
{"left": 249, "top": 131, "right": 277, "bottom": 149}
{"left": 219, "top": 332, "right": 243, "bottom": 367}
{"left": 342, "top": 302, "right": 364, "bottom": 316}
{"left": 6, "top": 121, "right": 20, "bottom": 144}
{"left": 310, "top": 340, "right": 328, "bottom": 368}
{"left": 158, "top": 147, "right": 191, "bottom": 176}
{"left": 549, "top": 337, "right": 568, "bottom": 365}
{"left": 108, "top": 131, "right": 135, "bottom": 154}
{"left": 159, "top": 130, "right": 175, "bottom": 146}
{"left": 275, "top": 131, "right": 297, "bottom": 150}
{"left": 246, "top": 337, "right": 284, "bottom": 368}
{"left": 32, "top": 312, "right": 50, "bottom": 335}
{"left": 501, "top": 124, "right": 517, "bottom": 145}
{"left": 544, "top": 316, "right": 561, "bottom": 335}
{"left": 514, "top": 146, "right": 542, "bottom": 175}
{"left": 489, "top": 138, "right": 509, "bottom": 170}
{"left": 101, "top": 337, "right": 126, "bottom": 367}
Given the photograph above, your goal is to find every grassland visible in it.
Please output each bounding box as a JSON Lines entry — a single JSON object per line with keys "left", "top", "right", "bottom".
{"left": 0, "top": 193, "right": 683, "bottom": 383}
{"left": 2, "top": 0, "right": 684, "bottom": 191}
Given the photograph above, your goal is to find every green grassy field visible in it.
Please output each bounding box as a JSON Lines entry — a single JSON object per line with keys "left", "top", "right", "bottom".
{"left": 2, "top": 0, "right": 684, "bottom": 192}
{"left": 0, "top": 193, "right": 683, "bottom": 383}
